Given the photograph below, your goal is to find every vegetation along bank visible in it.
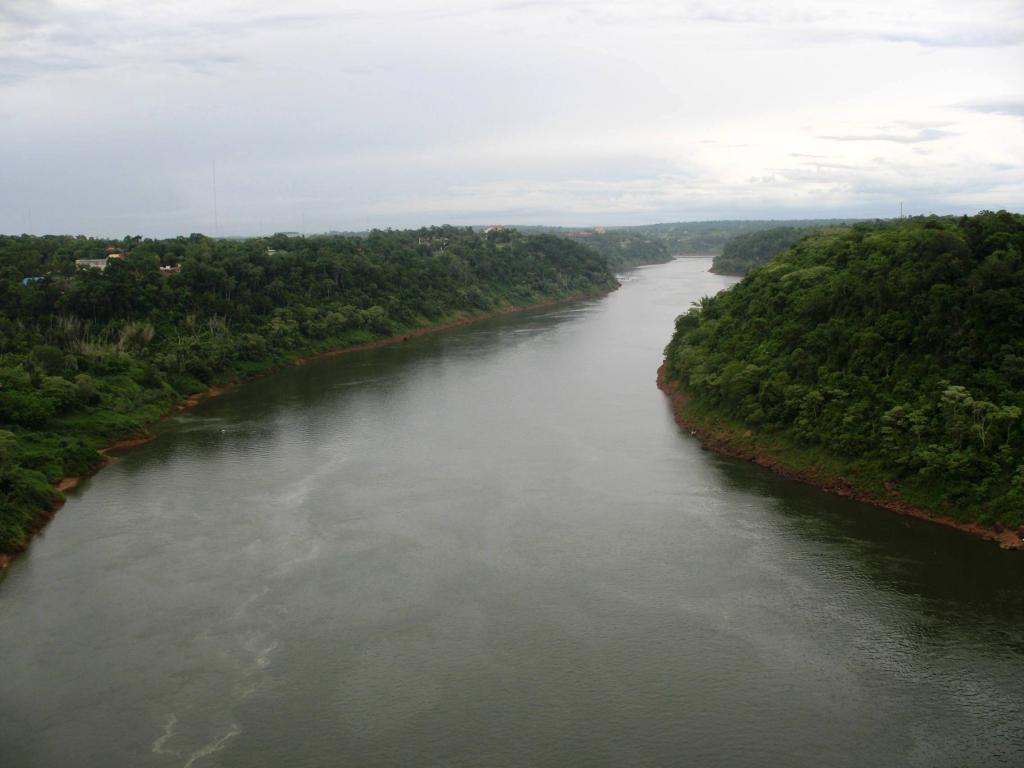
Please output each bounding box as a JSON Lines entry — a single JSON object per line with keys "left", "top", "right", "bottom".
{"left": 0, "top": 226, "right": 618, "bottom": 566}
{"left": 662, "top": 211, "right": 1024, "bottom": 547}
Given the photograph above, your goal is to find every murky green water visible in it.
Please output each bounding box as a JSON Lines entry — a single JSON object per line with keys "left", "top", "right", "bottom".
{"left": 2, "top": 258, "right": 1023, "bottom": 767}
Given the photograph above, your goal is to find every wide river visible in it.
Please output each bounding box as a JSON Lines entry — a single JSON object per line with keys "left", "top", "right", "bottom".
{"left": 2, "top": 258, "right": 1023, "bottom": 767}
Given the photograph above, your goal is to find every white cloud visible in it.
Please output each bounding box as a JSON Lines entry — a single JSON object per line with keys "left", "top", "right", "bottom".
{"left": 0, "top": 0, "right": 1021, "bottom": 235}
{"left": 957, "top": 100, "right": 1024, "bottom": 118}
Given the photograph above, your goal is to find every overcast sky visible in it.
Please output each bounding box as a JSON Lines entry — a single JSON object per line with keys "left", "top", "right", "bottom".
{"left": 1, "top": 0, "right": 1022, "bottom": 237}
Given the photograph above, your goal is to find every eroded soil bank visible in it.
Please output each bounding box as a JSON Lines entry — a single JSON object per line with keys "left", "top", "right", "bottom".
{"left": 657, "top": 364, "right": 1024, "bottom": 551}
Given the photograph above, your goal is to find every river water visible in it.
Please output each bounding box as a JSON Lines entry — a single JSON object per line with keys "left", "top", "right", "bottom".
{"left": 2, "top": 258, "right": 1023, "bottom": 767}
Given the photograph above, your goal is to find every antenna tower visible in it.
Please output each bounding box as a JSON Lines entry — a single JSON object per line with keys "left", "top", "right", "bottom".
{"left": 212, "top": 160, "right": 220, "bottom": 237}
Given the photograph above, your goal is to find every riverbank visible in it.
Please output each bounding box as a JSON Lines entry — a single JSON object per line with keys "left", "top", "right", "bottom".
{"left": 0, "top": 289, "right": 614, "bottom": 573}
{"left": 657, "top": 364, "right": 1024, "bottom": 551}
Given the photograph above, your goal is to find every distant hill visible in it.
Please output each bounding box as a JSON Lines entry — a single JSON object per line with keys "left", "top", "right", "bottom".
{"left": 711, "top": 226, "right": 821, "bottom": 275}
{"left": 514, "top": 219, "right": 863, "bottom": 272}
{"left": 616, "top": 219, "right": 862, "bottom": 256}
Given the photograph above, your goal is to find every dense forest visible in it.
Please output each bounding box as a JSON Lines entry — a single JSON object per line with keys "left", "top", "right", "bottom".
{"left": 620, "top": 218, "right": 861, "bottom": 256}
{"left": 0, "top": 227, "right": 617, "bottom": 555}
{"left": 711, "top": 226, "right": 820, "bottom": 275}
{"left": 522, "top": 219, "right": 861, "bottom": 264}
{"left": 558, "top": 231, "right": 671, "bottom": 271}
{"left": 513, "top": 227, "right": 671, "bottom": 270}
{"left": 663, "top": 212, "right": 1024, "bottom": 527}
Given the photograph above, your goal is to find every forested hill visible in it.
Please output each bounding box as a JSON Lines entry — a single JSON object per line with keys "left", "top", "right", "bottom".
{"left": 0, "top": 226, "right": 617, "bottom": 555}
{"left": 517, "top": 219, "right": 861, "bottom": 270}
{"left": 511, "top": 227, "right": 671, "bottom": 271}
{"left": 711, "top": 226, "right": 820, "bottom": 275}
{"left": 663, "top": 211, "right": 1024, "bottom": 528}
{"left": 561, "top": 231, "right": 671, "bottom": 272}
{"left": 617, "top": 218, "right": 861, "bottom": 257}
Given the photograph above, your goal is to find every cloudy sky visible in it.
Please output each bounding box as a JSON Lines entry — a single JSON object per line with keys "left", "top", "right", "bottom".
{"left": 1, "top": 0, "right": 1022, "bottom": 236}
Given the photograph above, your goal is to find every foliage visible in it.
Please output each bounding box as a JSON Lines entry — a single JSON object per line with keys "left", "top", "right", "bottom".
{"left": 612, "top": 219, "right": 861, "bottom": 256}
{"left": 554, "top": 231, "right": 671, "bottom": 271}
{"left": 519, "top": 219, "right": 861, "bottom": 265}
{"left": 712, "top": 226, "right": 820, "bottom": 275}
{"left": 0, "top": 227, "right": 617, "bottom": 553}
{"left": 663, "top": 212, "right": 1024, "bottom": 526}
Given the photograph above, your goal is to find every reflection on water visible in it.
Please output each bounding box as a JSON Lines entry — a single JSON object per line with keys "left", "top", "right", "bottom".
{"left": 1, "top": 259, "right": 1022, "bottom": 768}
{"left": 711, "top": 454, "right": 1024, "bottom": 617}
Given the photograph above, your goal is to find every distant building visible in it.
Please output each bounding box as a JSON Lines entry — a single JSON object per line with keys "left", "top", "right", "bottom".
{"left": 483, "top": 225, "right": 505, "bottom": 234}
{"left": 21, "top": 276, "right": 44, "bottom": 286}
{"left": 159, "top": 264, "right": 182, "bottom": 275}
{"left": 75, "top": 258, "right": 109, "bottom": 271}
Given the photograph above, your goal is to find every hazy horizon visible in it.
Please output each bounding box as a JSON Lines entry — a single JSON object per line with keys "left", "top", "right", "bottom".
{"left": 0, "top": 214, "right": 913, "bottom": 242}
{"left": 3, "top": 0, "right": 1022, "bottom": 237}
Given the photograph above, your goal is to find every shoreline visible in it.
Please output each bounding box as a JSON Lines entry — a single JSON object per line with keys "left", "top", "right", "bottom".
{"left": 0, "top": 288, "right": 613, "bottom": 573}
{"left": 656, "top": 364, "right": 1024, "bottom": 551}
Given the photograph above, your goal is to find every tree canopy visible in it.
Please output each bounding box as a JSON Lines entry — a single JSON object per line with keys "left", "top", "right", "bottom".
{"left": 711, "top": 226, "right": 821, "bottom": 275}
{"left": 0, "top": 227, "right": 617, "bottom": 554}
{"left": 664, "top": 211, "right": 1024, "bottom": 526}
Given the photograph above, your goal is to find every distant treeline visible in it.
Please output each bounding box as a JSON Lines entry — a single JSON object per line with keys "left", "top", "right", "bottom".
{"left": 663, "top": 212, "right": 1024, "bottom": 527}
{"left": 565, "top": 231, "right": 671, "bottom": 272}
{"left": 521, "top": 219, "right": 862, "bottom": 269}
{"left": 511, "top": 227, "right": 671, "bottom": 271}
{"left": 613, "top": 219, "right": 861, "bottom": 256}
{"left": 0, "top": 226, "right": 617, "bottom": 554}
{"left": 711, "top": 226, "right": 822, "bottom": 275}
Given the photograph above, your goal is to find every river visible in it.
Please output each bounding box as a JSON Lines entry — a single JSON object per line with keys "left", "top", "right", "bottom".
{"left": 2, "top": 258, "right": 1023, "bottom": 767}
